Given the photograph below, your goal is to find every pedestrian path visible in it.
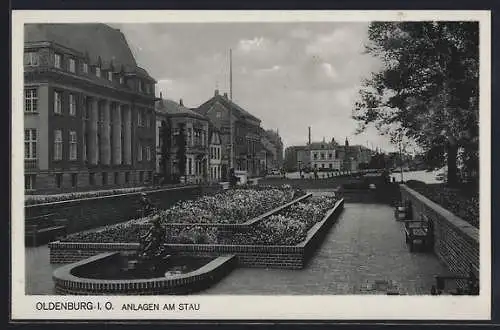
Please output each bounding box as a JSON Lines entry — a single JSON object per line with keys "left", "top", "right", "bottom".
{"left": 200, "top": 203, "right": 449, "bottom": 295}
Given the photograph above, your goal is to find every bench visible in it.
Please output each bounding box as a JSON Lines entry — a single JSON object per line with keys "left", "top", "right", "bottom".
{"left": 25, "top": 213, "right": 68, "bottom": 246}
{"left": 431, "top": 264, "right": 479, "bottom": 295}
{"left": 403, "top": 214, "right": 433, "bottom": 252}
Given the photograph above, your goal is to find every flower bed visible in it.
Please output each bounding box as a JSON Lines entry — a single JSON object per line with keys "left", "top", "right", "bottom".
{"left": 157, "top": 187, "right": 298, "bottom": 225}
{"left": 405, "top": 180, "right": 479, "bottom": 228}
{"left": 61, "top": 187, "right": 300, "bottom": 244}
{"left": 228, "top": 195, "right": 338, "bottom": 245}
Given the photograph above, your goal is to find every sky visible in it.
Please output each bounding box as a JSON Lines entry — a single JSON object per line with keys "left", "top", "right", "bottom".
{"left": 113, "top": 22, "right": 397, "bottom": 152}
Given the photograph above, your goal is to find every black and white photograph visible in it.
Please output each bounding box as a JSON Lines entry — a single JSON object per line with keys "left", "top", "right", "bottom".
{"left": 11, "top": 10, "right": 491, "bottom": 320}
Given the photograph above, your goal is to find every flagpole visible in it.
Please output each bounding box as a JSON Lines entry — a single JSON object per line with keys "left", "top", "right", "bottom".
{"left": 229, "top": 48, "right": 234, "bottom": 171}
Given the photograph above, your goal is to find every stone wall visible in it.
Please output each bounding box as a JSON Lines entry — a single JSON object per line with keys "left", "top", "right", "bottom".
{"left": 26, "top": 185, "right": 221, "bottom": 234}
{"left": 48, "top": 198, "right": 345, "bottom": 269}
{"left": 400, "top": 185, "right": 479, "bottom": 279}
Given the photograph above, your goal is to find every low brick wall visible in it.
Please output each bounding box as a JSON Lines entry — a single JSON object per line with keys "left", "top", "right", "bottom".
{"left": 25, "top": 185, "right": 221, "bottom": 234}
{"left": 53, "top": 252, "right": 237, "bottom": 295}
{"left": 49, "top": 198, "right": 345, "bottom": 269}
{"left": 400, "top": 185, "right": 479, "bottom": 279}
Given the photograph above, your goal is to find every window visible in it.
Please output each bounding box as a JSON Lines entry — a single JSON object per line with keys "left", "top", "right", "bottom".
{"left": 69, "top": 131, "right": 77, "bottom": 160}
{"left": 114, "top": 172, "right": 119, "bottom": 184}
{"left": 313, "top": 153, "right": 318, "bottom": 160}
{"left": 119, "top": 76, "right": 124, "bottom": 84}
{"left": 108, "top": 71, "right": 113, "bottom": 81}
{"left": 137, "top": 143, "right": 143, "bottom": 161}
{"left": 71, "top": 173, "right": 78, "bottom": 187}
{"left": 137, "top": 111, "right": 143, "bottom": 127}
{"left": 54, "top": 53, "right": 62, "bottom": 68}
{"left": 55, "top": 173, "right": 63, "bottom": 188}
{"left": 82, "top": 62, "right": 88, "bottom": 73}
{"left": 146, "top": 115, "right": 151, "bottom": 128}
{"left": 24, "top": 52, "right": 39, "bottom": 66}
{"left": 69, "top": 94, "right": 77, "bottom": 116}
{"left": 102, "top": 172, "right": 108, "bottom": 185}
{"left": 216, "top": 112, "right": 221, "bottom": 118}
{"left": 188, "top": 158, "right": 192, "bottom": 175}
{"left": 321, "top": 164, "right": 325, "bottom": 168}
{"left": 24, "top": 88, "right": 38, "bottom": 112}
{"left": 328, "top": 153, "right": 332, "bottom": 159}
{"left": 89, "top": 173, "right": 95, "bottom": 185}
{"left": 54, "top": 91, "right": 62, "bottom": 114}
{"left": 68, "top": 58, "right": 76, "bottom": 73}
{"left": 24, "top": 129, "right": 37, "bottom": 159}
{"left": 83, "top": 132, "right": 88, "bottom": 162}
{"left": 25, "top": 174, "right": 36, "bottom": 190}
{"left": 54, "top": 130, "right": 63, "bottom": 160}
{"left": 320, "top": 153, "right": 325, "bottom": 160}
{"left": 138, "top": 80, "right": 143, "bottom": 92}
{"left": 125, "top": 172, "right": 130, "bottom": 183}
{"left": 95, "top": 66, "right": 101, "bottom": 77}
{"left": 146, "top": 146, "right": 151, "bottom": 161}
{"left": 329, "top": 163, "right": 333, "bottom": 169}
{"left": 139, "top": 171, "right": 144, "bottom": 182}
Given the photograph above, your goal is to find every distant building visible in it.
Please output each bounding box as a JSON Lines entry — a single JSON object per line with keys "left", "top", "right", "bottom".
{"left": 24, "top": 23, "right": 157, "bottom": 194}
{"left": 195, "top": 90, "right": 263, "bottom": 177}
{"left": 285, "top": 137, "right": 373, "bottom": 172}
{"left": 155, "top": 98, "right": 209, "bottom": 184}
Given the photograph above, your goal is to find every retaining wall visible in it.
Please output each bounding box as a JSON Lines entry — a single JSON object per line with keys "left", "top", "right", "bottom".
{"left": 25, "top": 185, "right": 221, "bottom": 234}
{"left": 400, "top": 185, "right": 479, "bottom": 279}
{"left": 49, "top": 198, "right": 345, "bottom": 269}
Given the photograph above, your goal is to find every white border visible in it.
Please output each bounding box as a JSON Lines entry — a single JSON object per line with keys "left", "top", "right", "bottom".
{"left": 11, "top": 10, "right": 491, "bottom": 320}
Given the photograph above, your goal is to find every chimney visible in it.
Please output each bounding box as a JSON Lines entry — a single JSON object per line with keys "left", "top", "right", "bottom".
{"left": 223, "top": 92, "right": 228, "bottom": 99}
{"left": 308, "top": 126, "right": 311, "bottom": 145}
{"left": 215, "top": 89, "right": 219, "bottom": 96}
{"left": 179, "top": 99, "right": 183, "bottom": 106}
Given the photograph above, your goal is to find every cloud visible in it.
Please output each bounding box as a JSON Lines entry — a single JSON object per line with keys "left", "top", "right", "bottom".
{"left": 118, "top": 22, "right": 396, "bottom": 152}
{"left": 237, "top": 37, "right": 269, "bottom": 52}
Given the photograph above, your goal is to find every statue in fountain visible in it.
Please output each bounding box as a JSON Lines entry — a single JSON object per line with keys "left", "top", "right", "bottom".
{"left": 137, "top": 214, "right": 169, "bottom": 273}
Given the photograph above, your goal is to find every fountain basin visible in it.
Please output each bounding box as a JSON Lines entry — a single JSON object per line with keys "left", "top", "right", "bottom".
{"left": 53, "top": 252, "right": 237, "bottom": 295}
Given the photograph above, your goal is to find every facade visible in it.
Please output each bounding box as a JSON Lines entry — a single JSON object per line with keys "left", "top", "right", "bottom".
{"left": 195, "top": 90, "right": 263, "bottom": 178}
{"left": 309, "top": 139, "right": 342, "bottom": 171}
{"left": 24, "top": 23, "right": 157, "bottom": 194}
{"left": 155, "top": 98, "right": 209, "bottom": 184}
{"left": 208, "top": 125, "right": 222, "bottom": 182}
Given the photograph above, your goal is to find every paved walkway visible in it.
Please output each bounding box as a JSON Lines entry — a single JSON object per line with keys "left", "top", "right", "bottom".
{"left": 200, "top": 201, "right": 449, "bottom": 295}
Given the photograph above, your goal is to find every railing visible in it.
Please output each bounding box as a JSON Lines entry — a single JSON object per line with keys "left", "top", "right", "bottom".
{"left": 25, "top": 159, "right": 38, "bottom": 169}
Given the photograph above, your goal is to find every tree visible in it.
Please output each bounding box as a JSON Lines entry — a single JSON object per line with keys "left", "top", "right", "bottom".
{"left": 353, "top": 22, "right": 479, "bottom": 186}
{"left": 159, "top": 118, "right": 172, "bottom": 182}
{"left": 176, "top": 122, "right": 187, "bottom": 181}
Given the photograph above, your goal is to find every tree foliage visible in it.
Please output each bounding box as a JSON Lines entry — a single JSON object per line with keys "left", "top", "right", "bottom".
{"left": 353, "top": 22, "right": 479, "bottom": 185}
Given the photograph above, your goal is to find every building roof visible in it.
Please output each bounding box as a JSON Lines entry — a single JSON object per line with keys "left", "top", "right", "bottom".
{"left": 196, "top": 92, "right": 261, "bottom": 123}
{"left": 156, "top": 99, "right": 207, "bottom": 120}
{"left": 25, "top": 23, "right": 155, "bottom": 81}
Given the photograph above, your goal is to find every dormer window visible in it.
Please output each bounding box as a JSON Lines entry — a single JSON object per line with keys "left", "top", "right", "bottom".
{"left": 95, "top": 66, "right": 101, "bottom": 78}
{"left": 54, "top": 53, "right": 62, "bottom": 69}
{"left": 68, "top": 58, "right": 76, "bottom": 73}
{"left": 108, "top": 71, "right": 113, "bottom": 81}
